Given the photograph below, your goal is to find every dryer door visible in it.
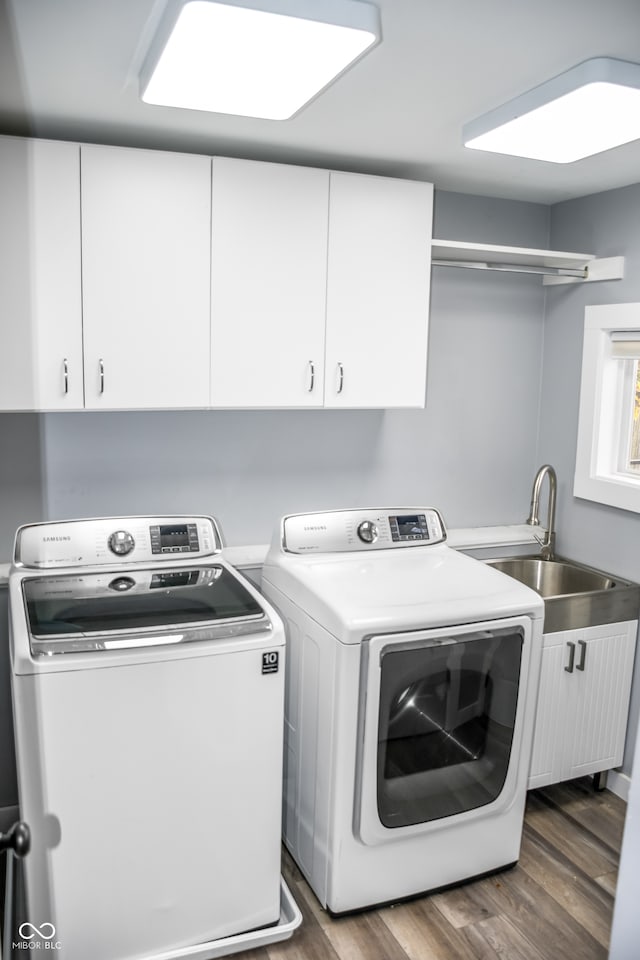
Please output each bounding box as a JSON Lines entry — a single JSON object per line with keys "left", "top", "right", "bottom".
{"left": 356, "top": 615, "right": 533, "bottom": 845}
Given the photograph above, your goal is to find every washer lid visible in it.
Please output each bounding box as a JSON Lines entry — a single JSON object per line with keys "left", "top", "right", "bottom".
{"left": 21, "top": 563, "right": 270, "bottom": 656}
{"left": 263, "top": 543, "right": 544, "bottom": 642}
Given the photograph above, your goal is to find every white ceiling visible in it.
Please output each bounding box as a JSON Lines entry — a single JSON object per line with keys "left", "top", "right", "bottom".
{"left": 2, "top": 0, "right": 640, "bottom": 204}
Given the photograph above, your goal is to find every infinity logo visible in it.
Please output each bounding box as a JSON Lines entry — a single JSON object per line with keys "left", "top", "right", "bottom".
{"left": 19, "top": 923, "right": 56, "bottom": 940}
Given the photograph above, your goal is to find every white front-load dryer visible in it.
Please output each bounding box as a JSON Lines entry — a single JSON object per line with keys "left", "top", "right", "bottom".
{"left": 261, "top": 507, "right": 545, "bottom": 914}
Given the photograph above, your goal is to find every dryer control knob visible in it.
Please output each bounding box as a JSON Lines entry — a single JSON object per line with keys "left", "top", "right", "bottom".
{"left": 108, "top": 530, "right": 135, "bottom": 556}
{"left": 357, "top": 520, "right": 378, "bottom": 544}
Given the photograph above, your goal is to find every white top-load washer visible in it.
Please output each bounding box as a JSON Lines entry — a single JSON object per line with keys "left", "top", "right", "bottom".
{"left": 9, "top": 516, "right": 286, "bottom": 960}
{"left": 262, "top": 507, "right": 545, "bottom": 914}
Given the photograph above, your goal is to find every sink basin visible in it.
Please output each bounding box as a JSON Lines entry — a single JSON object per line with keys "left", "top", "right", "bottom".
{"left": 486, "top": 557, "right": 615, "bottom": 598}
{"left": 485, "top": 555, "right": 640, "bottom": 632}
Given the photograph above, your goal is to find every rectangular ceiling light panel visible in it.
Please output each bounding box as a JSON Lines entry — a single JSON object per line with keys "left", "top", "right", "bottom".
{"left": 140, "top": 0, "right": 380, "bottom": 120}
{"left": 463, "top": 58, "right": 640, "bottom": 163}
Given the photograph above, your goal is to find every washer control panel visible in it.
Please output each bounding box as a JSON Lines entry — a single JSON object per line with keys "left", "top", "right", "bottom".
{"left": 14, "top": 516, "right": 223, "bottom": 569}
{"left": 281, "top": 508, "right": 446, "bottom": 554}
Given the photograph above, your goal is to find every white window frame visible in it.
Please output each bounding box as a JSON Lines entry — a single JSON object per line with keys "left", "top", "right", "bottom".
{"left": 574, "top": 302, "right": 640, "bottom": 513}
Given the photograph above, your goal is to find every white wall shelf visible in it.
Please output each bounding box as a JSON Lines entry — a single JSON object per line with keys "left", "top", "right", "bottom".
{"left": 431, "top": 238, "right": 624, "bottom": 284}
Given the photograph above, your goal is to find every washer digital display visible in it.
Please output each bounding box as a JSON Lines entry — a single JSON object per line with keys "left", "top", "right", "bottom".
{"left": 389, "top": 514, "right": 430, "bottom": 542}
{"left": 150, "top": 523, "right": 200, "bottom": 554}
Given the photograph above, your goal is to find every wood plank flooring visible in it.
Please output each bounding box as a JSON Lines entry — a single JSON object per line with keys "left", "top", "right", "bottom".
{"left": 236, "top": 778, "right": 626, "bottom": 960}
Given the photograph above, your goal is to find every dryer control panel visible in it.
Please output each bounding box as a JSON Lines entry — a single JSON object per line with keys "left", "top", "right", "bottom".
{"left": 14, "top": 516, "right": 223, "bottom": 569}
{"left": 281, "top": 508, "right": 446, "bottom": 554}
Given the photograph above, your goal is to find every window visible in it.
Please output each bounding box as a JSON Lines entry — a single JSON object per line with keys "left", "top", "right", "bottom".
{"left": 574, "top": 303, "right": 640, "bottom": 512}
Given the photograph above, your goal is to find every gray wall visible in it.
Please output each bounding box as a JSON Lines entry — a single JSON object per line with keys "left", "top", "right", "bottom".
{"left": 0, "top": 188, "right": 551, "bottom": 817}
{"left": 542, "top": 182, "right": 640, "bottom": 772}
{"left": 0, "top": 414, "right": 45, "bottom": 558}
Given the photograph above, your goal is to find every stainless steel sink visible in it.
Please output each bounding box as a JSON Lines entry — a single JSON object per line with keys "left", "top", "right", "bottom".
{"left": 486, "top": 555, "right": 640, "bottom": 632}
{"left": 487, "top": 557, "right": 615, "bottom": 597}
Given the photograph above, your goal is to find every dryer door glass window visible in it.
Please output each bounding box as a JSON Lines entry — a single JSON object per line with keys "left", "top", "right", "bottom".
{"left": 376, "top": 627, "right": 523, "bottom": 828}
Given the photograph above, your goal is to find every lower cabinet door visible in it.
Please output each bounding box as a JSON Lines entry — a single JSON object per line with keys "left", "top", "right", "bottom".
{"left": 528, "top": 632, "right": 570, "bottom": 789}
{"left": 565, "top": 622, "right": 636, "bottom": 780}
{"left": 528, "top": 620, "right": 637, "bottom": 790}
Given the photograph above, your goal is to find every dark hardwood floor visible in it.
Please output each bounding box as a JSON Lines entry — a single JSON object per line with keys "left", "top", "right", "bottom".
{"left": 238, "top": 778, "right": 626, "bottom": 960}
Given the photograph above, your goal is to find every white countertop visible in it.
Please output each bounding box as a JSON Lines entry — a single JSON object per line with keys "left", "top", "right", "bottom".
{"left": 0, "top": 524, "right": 543, "bottom": 584}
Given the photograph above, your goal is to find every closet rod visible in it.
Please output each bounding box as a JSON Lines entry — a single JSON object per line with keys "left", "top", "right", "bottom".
{"left": 432, "top": 258, "right": 588, "bottom": 279}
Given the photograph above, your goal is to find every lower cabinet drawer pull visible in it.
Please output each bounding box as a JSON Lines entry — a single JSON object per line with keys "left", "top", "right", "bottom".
{"left": 565, "top": 641, "right": 576, "bottom": 673}
{"left": 576, "top": 639, "right": 587, "bottom": 671}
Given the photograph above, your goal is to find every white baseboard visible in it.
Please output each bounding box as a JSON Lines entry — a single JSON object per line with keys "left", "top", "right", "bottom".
{"left": 607, "top": 770, "right": 631, "bottom": 802}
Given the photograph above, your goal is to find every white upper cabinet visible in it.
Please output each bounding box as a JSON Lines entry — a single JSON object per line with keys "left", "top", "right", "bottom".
{"left": 80, "top": 145, "right": 211, "bottom": 410}
{"left": 324, "top": 173, "right": 433, "bottom": 408}
{"left": 1, "top": 138, "right": 433, "bottom": 412}
{"left": 0, "top": 137, "right": 83, "bottom": 410}
{"left": 210, "top": 159, "right": 433, "bottom": 409}
{"left": 210, "top": 158, "right": 329, "bottom": 408}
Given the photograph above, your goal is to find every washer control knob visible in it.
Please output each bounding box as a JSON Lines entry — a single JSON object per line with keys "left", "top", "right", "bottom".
{"left": 357, "top": 520, "right": 378, "bottom": 544}
{"left": 108, "top": 530, "right": 135, "bottom": 556}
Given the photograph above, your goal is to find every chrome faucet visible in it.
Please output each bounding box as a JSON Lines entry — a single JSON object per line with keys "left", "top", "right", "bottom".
{"left": 526, "top": 464, "right": 557, "bottom": 560}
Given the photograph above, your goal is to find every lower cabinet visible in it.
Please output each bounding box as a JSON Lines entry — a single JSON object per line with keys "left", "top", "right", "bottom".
{"left": 528, "top": 620, "right": 637, "bottom": 790}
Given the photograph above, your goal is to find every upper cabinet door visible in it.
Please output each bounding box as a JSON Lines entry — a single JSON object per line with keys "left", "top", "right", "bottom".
{"left": 0, "top": 137, "right": 83, "bottom": 410}
{"left": 81, "top": 145, "right": 211, "bottom": 410}
{"left": 210, "top": 158, "right": 329, "bottom": 408}
{"left": 324, "top": 173, "right": 433, "bottom": 409}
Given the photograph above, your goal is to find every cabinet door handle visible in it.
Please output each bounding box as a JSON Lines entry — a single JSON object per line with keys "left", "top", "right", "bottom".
{"left": 63, "top": 358, "right": 69, "bottom": 395}
{"left": 564, "top": 641, "right": 576, "bottom": 673}
{"left": 576, "top": 639, "right": 587, "bottom": 672}
{"left": 307, "top": 361, "right": 315, "bottom": 393}
{"left": 337, "top": 362, "right": 344, "bottom": 394}
{"left": 99, "top": 359, "right": 105, "bottom": 395}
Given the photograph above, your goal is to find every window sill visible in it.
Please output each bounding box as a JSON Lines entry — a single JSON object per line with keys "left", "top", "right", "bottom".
{"left": 574, "top": 473, "right": 640, "bottom": 514}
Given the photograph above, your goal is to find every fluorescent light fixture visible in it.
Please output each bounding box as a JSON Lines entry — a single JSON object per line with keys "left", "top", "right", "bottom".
{"left": 140, "top": 0, "right": 381, "bottom": 120}
{"left": 463, "top": 57, "right": 640, "bottom": 163}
